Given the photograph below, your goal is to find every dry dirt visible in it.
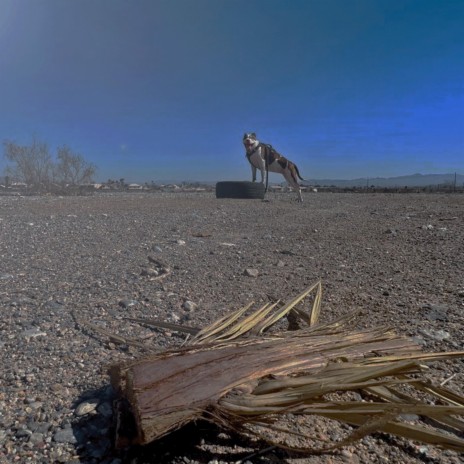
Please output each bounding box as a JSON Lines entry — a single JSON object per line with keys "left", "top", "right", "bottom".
{"left": 0, "top": 191, "right": 463, "bottom": 464}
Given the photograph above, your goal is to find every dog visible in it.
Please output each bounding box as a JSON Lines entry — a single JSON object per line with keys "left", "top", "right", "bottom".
{"left": 243, "top": 132, "right": 304, "bottom": 201}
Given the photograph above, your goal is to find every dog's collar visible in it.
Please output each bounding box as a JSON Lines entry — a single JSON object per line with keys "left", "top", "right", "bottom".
{"left": 245, "top": 143, "right": 260, "bottom": 160}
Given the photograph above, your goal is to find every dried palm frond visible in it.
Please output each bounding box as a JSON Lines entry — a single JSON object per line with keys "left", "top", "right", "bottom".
{"left": 109, "top": 282, "right": 464, "bottom": 453}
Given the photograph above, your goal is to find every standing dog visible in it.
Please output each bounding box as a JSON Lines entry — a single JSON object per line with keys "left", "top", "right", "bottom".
{"left": 243, "top": 132, "right": 304, "bottom": 201}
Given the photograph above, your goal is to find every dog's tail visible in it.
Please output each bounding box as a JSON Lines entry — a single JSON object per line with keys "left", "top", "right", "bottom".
{"left": 294, "top": 163, "right": 304, "bottom": 181}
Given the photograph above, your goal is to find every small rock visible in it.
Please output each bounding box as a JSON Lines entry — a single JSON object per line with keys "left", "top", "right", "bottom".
{"left": 181, "top": 313, "right": 192, "bottom": 322}
{"left": 75, "top": 399, "right": 99, "bottom": 416}
{"left": 45, "top": 301, "right": 66, "bottom": 313}
{"left": 244, "top": 268, "right": 259, "bottom": 278}
{"left": 16, "top": 429, "right": 32, "bottom": 439}
{"left": 420, "top": 303, "right": 449, "bottom": 322}
{"left": 28, "top": 421, "right": 51, "bottom": 434}
{"left": 53, "top": 428, "right": 77, "bottom": 444}
{"left": 88, "top": 438, "right": 111, "bottom": 458}
{"left": 412, "top": 336, "right": 427, "bottom": 346}
{"left": 141, "top": 268, "right": 159, "bottom": 277}
{"left": 28, "top": 401, "right": 43, "bottom": 410}
{"left": 183, "top": 300, "right": 197, "bottom": 312}
{"left": 22, "top": 328, "right": 47, "bottom": 340}
{"left": 418, "top": 445, "right": 429, "bottom": 455}
{"left": 276, "top": 260, "right": 285, "bottom": 267}
{"left": 340, "top": 449, "right": 353, "bottom": 461}
{"left": 176, "top": 239, "right": 186, "bottom": 245}
{"left": 280, "top": 250, "right": 296, "bottom": 256}
{"left": 118, "top": 299, "right": 138, "bottom": 308}
{"left": 97, "top": 401, "right": 113, "bottom": 418}
{"left": 418, "top": 328, "right": 450, "bottom": 341}
{"left": 29, "top": 432, "right": 45, "bottom": 444}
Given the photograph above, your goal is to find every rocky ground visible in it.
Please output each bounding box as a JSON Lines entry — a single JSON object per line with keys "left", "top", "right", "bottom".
{"left": 0, "top": 191, "right": 463, "bottom": 464}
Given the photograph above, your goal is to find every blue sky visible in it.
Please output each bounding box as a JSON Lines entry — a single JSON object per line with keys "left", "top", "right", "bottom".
{"left": 0, "top": 0, "right": 463, "bottom": 182}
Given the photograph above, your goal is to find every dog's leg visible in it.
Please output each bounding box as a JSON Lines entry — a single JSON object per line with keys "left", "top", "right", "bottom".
{"left": 258, "top": 148, "right": 267, "bottom": 184}
{"left": 251, "top": 165, "right": 257, "bottom": 182}
{"left": 282, "top": 168, "right": 303, "bottom": 202}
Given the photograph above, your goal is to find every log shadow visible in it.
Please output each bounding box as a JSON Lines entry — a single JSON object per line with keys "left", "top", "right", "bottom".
{"left": 71, "top": 385, "right": 287, "bottom": 463}
{"left": 121, "top": 420, "right": 289, "bottom": 464}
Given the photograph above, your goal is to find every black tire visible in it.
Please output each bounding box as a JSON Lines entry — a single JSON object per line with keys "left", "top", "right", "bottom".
{"left": 215, "top": 181, "right": 265, "bottom": 199}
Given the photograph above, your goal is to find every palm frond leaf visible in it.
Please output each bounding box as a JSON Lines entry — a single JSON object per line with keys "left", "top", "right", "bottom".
{"left": 109, "top": 282, "right": 464, "bottom": 454}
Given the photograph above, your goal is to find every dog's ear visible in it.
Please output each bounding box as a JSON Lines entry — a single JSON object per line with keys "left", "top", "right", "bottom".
{"left": 243, "top": 133, "right": 247, "bottom": 139}
{"left": 251, "top": 132, "right": 256, "bottom": 138}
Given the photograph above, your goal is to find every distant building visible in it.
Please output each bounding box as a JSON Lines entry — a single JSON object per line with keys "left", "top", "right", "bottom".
{"left": 128, "top": 183, "right": 144, "bottom": 190}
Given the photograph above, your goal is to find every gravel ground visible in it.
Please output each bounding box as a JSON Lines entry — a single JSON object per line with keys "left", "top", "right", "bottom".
{"left": 0, "top": 191, "right": 463, "bottom": 464}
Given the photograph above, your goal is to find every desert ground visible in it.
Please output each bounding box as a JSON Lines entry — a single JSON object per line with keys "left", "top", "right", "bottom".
{"left": 0, "top": 191, "right": 463, "bottom": 464}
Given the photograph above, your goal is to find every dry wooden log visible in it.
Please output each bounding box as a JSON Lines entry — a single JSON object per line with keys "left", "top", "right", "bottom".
{"left": 110, "top": 326, "right": 423, "bottom": 445}
{"left": 108, "top": 283, "right": 464, "bottom": 452}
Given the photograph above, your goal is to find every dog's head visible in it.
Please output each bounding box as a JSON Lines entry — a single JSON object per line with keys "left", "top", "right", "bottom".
{"left": 243, "top": 132, "right": 258, "bottom": 151}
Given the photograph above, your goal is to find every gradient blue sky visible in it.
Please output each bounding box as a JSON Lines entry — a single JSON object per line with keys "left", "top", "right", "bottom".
{"left": 1, "top": 0, "right": 463, "bottom": 182}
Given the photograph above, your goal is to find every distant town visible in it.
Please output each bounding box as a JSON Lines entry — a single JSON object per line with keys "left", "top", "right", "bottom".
{"left": 1, "top": 173, "right": 463, "bottom": 196}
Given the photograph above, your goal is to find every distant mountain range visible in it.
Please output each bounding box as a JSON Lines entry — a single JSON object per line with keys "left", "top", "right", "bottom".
{"left": 186, "top": 173, "right": 464, "bottom": 188}
{"left": 305, "top": 173, "right": 464, "bottom": 188}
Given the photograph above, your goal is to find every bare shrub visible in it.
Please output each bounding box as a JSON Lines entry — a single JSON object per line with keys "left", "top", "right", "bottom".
{"left": 3, "top": 138, "right": 54, "bottom": 192}
{"left": 54, "top": 145, "right": 96, "bottom": 186}
{"left": 3, "top": 138, "right": 96, "bottom": 193}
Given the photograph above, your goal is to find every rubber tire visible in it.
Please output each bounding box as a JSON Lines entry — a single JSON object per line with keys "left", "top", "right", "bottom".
{"left": 215, "top": 181, "right": 265, "bottom": 199}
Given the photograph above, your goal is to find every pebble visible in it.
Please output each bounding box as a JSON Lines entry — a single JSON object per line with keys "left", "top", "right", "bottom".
{"left": 244, "top": 268, "right": 259, "bottom": 277}
{"left": 385, "top": 228, "right": 397, "bottom": 235}
{"left": 420, "top": 303, "right": 449, "bottom": 322}
{"left": 0, "top": 273, "right": 14, "bottom": 280}
{"left": 97, "top": 401, "right": 113, "bottom": 418}
{"left": 16, "top": 429, "right": 32, "bottom": 439}
{"left": 53, "top": 428, "right": 77, "bottom": 444}
{"left": 21, "top": 328, "right": 47, "bottom": 339}
{"left": 75, "top": 399, "right": 99, "bottom": 416}
{"left": 29, "top": 432, "right": 45, "bottom": 444}
{"left": 28, "top": 421, "right": 51, "bottom": 433}
{"left": 419, "top": 328, "right": 451, "bottom": 341}
{"left": 118, "top": 299, "right": 138, "bottom": 308}
{"left": 183, "top": 300, "right": 198, "bottom": 311}
{"left": 141, "top": 267, "right": 159, "bottom": 277}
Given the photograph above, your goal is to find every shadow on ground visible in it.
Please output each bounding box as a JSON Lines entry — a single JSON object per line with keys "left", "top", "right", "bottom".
{"left": 71, "top": 385, "right": 290, "bottom": 464}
